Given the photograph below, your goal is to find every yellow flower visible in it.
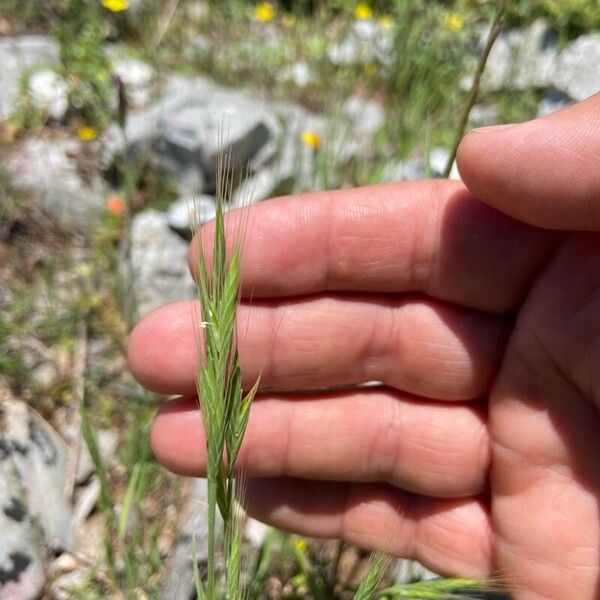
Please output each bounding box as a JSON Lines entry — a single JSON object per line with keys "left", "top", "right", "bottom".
{"left": 363, "top": 62, "right": 378, "bottom": 77}
{"left": 101, "top": 0, "right": 129, "bottom": 12}
{"left": 254, "top": 2, "right": 275, "bottom": 22}
{"left": 293, "top": 538, "right": 308, "bottom": 552}
{"left": 354, "top": 3, "right": 373, "bottom": 20}
{"left": 378, "top": 14, "right": 395, "bottom": 29}
{"left": 78, "top": 126, "right": 98, "bottom": 141}
{"left": 75, "top": 263, "right": 93, "bottom": 279}
{"left": 301, "top": 130, "right": 322, "bottom": 150}
{"left": 443, "top": 12, "right": 465, "bottom": 32}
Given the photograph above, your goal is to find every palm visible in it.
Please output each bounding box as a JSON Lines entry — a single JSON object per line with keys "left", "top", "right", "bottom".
{"left": 129, "top": 184, "right": 600, "bottom": 600}
{"left": 489, "top": 234, "right": 600, "bottom": 599}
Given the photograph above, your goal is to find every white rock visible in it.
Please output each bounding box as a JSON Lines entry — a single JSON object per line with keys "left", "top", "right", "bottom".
{"left": 48, "top": 569, "right": 89, "bottom": 600}
{"left": 188, "top": 0, "right": 209, "bottom": 21}
{"left": 244, "top": 518, "right": 270, "bottom": 547}
{"left": 75, "top": 430, "right": 119, "bottom": 484}
{"left": 342, "top": 96, "right": 385, "bottom": 135}
{"left": 0, "top": 35, "right": 59, "bottom": 121}
{"left": 537, "top": 90, "right": 573, "bottom": 117}
{"left": 554, "top": 34, "right": 600, "bottom": 101}
{"left": 280, "top": 61, "right": 313, "bottom": 87}
{"left": 382, "top": 159, "right": 425, "bottom": 182}
{"left": 469, "top": 103, "right": 500, "bottom": 127}
{"left": 352, "top": 19, "right": 380, "bottom": 40}
{"left": 112, "top": 57, "right": 155, "bottom": 107}
{"left": 479, "top": 20, "right": 559, "bottom": 92}
{"left": 28, "top": 69, "right": 69, "bottom": 120}
{"left": 161, "top": 479, "right": 210, "bottom": 600}
{"left": 168, "top": 195, "right": 216, "bottom": 235}
{"left": 130, "top": 210, "right": 197, "bottom": 316}
{"left": 0, "top": 399, "right": 73, "bottom": 551}
{"left": 0, "top": 460, "right": 46, "bottom": 600}
{"left": 4, "top": 137, "right": 108, "bottom": 228}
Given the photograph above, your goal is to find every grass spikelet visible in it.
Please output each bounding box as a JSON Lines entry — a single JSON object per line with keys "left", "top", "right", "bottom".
{"left": 378, "top": 575, "right": 508, "bottom": 599}
{"left": 189, "top": 126, "right": 259, "bottom": 599}
{"left": 353, "top": 551, "right": 391, "bottom": 600}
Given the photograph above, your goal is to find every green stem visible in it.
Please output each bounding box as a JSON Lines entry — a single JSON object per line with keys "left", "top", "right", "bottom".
{"left": 443, "top": 0, "right": 509, "bottom": 178}
{"left": 207, "top": 475, "right": 217, "bottom": 600}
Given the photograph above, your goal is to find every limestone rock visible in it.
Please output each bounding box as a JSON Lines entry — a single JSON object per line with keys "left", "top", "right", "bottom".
{"left": 478, "top": 20, "right": 558, "bottom": 92}
{"left": 27, "top": 69, "right": 69, "bottom": 120}
{"left": 0, "top": 399, "right": 73, "bottom": 551}
{"left": 0, "top": 461, "right": 46, "bottom": 600}
{"left": 0, "top": 35, "right": 59, "bottom": 121}
{"left": 554, "top": 34, "right": 600, "bottom": 101}
{"left": 4, "top": 137, "right": 108, "bottom": 228}
{"left": 129, "top": 210, "right": 196, "bottom": 316}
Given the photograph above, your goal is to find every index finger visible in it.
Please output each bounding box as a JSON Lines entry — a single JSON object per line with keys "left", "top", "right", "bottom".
{"left": 190, "top": 180, "right": 556, "bottom": 313}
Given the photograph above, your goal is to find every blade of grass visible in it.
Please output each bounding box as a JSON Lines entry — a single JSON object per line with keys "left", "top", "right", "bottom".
{"left": 80, "top": 403, "right": 117, "bottom": 577}
{"left": 353, "top": 552, "right": 390, "bottom": 600}
{"left": 443, "top": 0, "right": 510, "bottom": 177}
{"left": 117, "top": 462, "right": 141, "bottom": 539}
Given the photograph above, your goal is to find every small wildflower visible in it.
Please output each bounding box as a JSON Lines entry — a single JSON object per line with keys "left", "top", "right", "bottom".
{"left": 354, "top": 3, "right": 373, "bottom": 20}
{"left": 293, "top": 538, "right": 308, "bottom": 552}
{"left": 78, "top": 126, "right": 98, "bottom": 141}
{"left": 101, "top": 0, "right": 129, "bottom": 12}
{"left": 105, "top": 195, "right": 126, "bottom": 216}
{"left": 75, "top": 263, "right": 93, "bottom": 279}
{"left": 301, "top": 130, "right": 322, "bottom": 150}
{"left": 443, "top": 12, "right": 465, "bottom": 32}
{"left": 378, "top": 14, "right": 395, "bottom": 29}
{"left": 254, "top": 2, "right": 275, "bottom": 22}
{"left": 363, "top": 62, "right": 378, "bottom": 77}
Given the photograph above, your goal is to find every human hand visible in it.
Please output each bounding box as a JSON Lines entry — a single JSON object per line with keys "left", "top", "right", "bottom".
{"left": 128, "top": 94, "right": 600, "bottom": 600}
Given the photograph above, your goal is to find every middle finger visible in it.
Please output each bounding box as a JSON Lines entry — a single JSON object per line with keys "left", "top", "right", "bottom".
{"left": 129, "top": 294, "right": 509, "bottom": 400}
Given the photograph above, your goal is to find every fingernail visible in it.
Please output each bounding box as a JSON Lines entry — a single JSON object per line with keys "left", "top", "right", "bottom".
{"left": 470, "top": 123, "right": 518, "bottom": 134}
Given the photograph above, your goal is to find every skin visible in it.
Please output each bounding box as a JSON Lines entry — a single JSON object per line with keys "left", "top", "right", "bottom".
{"left": 128, "top": 94, "right": 600, "bottom": 600}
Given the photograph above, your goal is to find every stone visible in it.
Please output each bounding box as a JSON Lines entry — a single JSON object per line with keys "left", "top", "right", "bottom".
{"left": 477, "top": 20, "right": 559, "bottom": 92}
{"left": 184, "top": 33, "right": 212, "bottom": 61}
{"left": 130, "top": 210, "right": 197, "bottom": 316}
{"left": 117, "top": 76, "right": 280, "bottom": 194}
{"left": 0, "top": 35, "right": 59, "bottom": 121}
{"left": 231, "top": 169, "right": 280, "bottom": 207}
{"left": 0, "top": 459, "right": 46, "bottom": 600}
{"left": 159, "top": 94, "right": 276, "bottom": 191}
{"left": 244, "top": 518, "right": 270, "bottom": 548}
{"left": 553, "top": 34, "right": 600, "bottom": 101}
{"left": 327, "top": 19, "right": 393, "bottom": 66}
{"left": 382, "top": 159, "right": 425, "bottom": 182}
{"left": 27, "top": 69, "right": 69, "bottom": 120}
{"left": 342, "top": 96, "right": 385, "bottom": 136}
{"left": 469, "top": 104, "right": 501, "bottom": 127}
{"left": 71, "top": 512, "right": 105, "bottom": 563}
{"left": 0, "top": 399, "right": 73, "bottom": 551}
{"left": 161, "top": 479, "right": 210, "bottom": 600}
{"left": 48, "top": 569, "right": 89, "bottom": 600}
{"left": 112, "top": 57, "right": 155, "bottom": 108}
{"left": 4, "top": 137, "right": 108, "bottom": 228}
{"left": 49, "top": 553, "right": 78, "bottom": 578}
{"left": 537, "top": 89, "right": 573, "bottom": 117}
{"left": 280, "top": 61, "right": 313, "bottom": 87}
{"left": 167, "top": 195, "right": 216, "bottom": 237}
{"left": 429, "top": 147, "right": 462, "bottom": 180}
{"left": 75, "top": 430, "right": 119, "bottom": 485}
{"left": 188, "top": 1, "right": 210, "bottom": 22}
{"left": 393, "top": 559, "right": 438, "bottom": 584}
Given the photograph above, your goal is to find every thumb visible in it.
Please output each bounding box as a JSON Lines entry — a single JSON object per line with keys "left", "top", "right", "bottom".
{"left": 457, "top": 93, "right": 600, "bottom": 231}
